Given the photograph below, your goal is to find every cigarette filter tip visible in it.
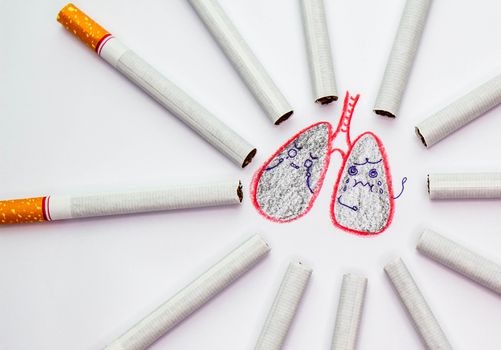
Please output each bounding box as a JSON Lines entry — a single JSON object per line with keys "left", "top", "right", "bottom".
{"left": 0, "top": 197, "right": 47, "bottom": 224}
{"left": 57, "top": 3, "right": 111, "bottom": 52}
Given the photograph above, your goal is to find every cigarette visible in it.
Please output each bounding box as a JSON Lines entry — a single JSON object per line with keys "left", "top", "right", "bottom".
{"left": 330, "top": 274, "right": 366, "bottom": 350}
{"left": 104, "top": 234, "right": 270, "bottom": 350}
{"left": 300, "top": 0, "right": 338, "bottom": 104}
{"left": 188, "top": 0, "right": 293, "bottom": 125}
{"left": 427, "top": 173, "right": 501, "bottom": 200}
{"left": 0, "top": 180, "right": 242, "bottom": 224}
{"left": 384, "top": 258, "right": 452, "bottom": 350}
{"left": 57, "top": 4, "right": 256, "bottom": 168}
{"left": 416, "top": 74, "right": 501, "bottom": 147}
{"left": 374, "top": 0, "right": 432, "bottom": 118}
{"left": 417, "top": 229, "right": 501, "bottom": 295}
{"left": 255, "top": 260, "right": 312, "bottom": 350}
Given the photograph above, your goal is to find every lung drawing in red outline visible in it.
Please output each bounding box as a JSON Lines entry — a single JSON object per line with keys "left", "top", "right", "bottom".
{"left": 251, "top": 91, "right": 406, "bottom": 235}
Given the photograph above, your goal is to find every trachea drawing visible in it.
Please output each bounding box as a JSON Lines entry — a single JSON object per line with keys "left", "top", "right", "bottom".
{"left": 251, "top": 92, "right": 405, "bottom": 235}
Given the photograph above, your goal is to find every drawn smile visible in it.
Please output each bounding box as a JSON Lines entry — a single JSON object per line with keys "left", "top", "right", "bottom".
{"left": 337, "top": 195, "right": 358, "bottom": 212}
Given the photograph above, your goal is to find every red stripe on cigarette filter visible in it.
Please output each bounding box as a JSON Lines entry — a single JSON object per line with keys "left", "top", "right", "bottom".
{"left": 41, "top": 196, "right": 48, "bottom": 221}
{"left": 96, "top": 33, "right": 113, "bottom": 55}
{"left": 44, "top": 196, "right": 52, "bottom": 221}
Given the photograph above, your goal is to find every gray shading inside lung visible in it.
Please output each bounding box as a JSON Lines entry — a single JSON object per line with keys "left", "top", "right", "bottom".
{"left": 256, "top": 124, "right": 330, "bottom": 221}
{"left": 333, "top": 134, "right": 390, "bottom": 233}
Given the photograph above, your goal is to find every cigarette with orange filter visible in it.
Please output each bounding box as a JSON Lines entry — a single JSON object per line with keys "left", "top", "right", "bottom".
{"left": 56, "top": 4, "right": 256, "bottom": 168}
{"left": 0, "top": 180, "right": 242, "bottom": 225}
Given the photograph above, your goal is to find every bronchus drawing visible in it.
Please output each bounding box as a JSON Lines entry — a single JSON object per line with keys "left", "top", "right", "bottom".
{"left": 251, "top": 92, "right": 406, "bottom": 235}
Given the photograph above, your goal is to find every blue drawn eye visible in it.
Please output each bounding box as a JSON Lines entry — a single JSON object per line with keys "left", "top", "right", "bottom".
{"left": 287, "top": 148, "right": 297, "bottom": 158}
{"left": 348, "top": 166, "right": 358, "bottom": 176}
{"left": 369, "top": 169, "right": 378, "bottom": 178}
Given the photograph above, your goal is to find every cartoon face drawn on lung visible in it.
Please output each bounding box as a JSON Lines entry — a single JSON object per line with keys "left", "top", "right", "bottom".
{"left": 331, "top": 132, "right": 393, "bottom": 234}
{"left": 252, "top": 122, "right": 332, "bottom": 222}
{"left": 251, "top": 92, "right": 406, "bottom": 236}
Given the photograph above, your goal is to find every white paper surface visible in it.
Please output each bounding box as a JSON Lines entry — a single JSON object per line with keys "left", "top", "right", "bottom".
{"left": 1, "top": 0, "right": 501, "bottom": 349}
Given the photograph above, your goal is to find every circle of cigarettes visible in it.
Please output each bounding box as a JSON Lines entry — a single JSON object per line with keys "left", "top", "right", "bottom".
{"left": 1, "top": 1, "right": 500, "bottom": 349}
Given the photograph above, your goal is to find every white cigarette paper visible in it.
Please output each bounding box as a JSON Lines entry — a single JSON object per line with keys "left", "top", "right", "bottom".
{"left": 300, "top": 0, "right": 338, "bottom": 104}
{"left": 417, "top": 229, "right": 501, "bottom": 295}
{"left": 374, "top": 0, "right": 432, "bottom": 118}
{"left": 188, "top": 0, "right": 293, "bottom": 125}
{"left": 255, "top": 260, "right": 312, "bottom": 350}
{"left": 428, "top": 173, "right": 501, "bottom": 200}
{"left": 416, "top": 74, "right": 501, "bottom": 147}
{"left": 104, "top": 234, "right": 271, "bottom": 350}
{"left": 99, "top": 38, "right": 256, "bottom": 167}
{"left": 385, "top": 258, "right": 452, "bottom": 350}
{"left": 331, "top": 274, "right": 367, "bottom": 350}
{"left": 46, "top": 180, "right": 243, "bottom": 221}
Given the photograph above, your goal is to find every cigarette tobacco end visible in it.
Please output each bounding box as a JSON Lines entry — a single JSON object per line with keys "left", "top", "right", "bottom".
{"left": 374, "top": 109, "right": 396, "bottom": 118}
{"left": 316, "top": 95, "right": 338, "bottom": 105}
{"left": 242, "top": 148, "right": 257, "bottom": 168}
{"left": 274, "top": 111, "right": 294, "bottom": 125}
{"left": 258, "top": 234, "right": 271, "bottom": 250}
{"left": 416, "top": 230, "right": 427, "bottom": 251}
{"left": 415, "top": 127, "right": 428, "bottom": 147}
{"left": 237, "top": 181, "right": 243, "bottom": 203}
{"left": 383, "top": 257, "right": 403, "bottom": 273}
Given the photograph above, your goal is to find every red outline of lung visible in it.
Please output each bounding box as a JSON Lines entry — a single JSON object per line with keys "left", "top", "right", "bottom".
{"left": 251, "top": 122, "right": 334, "bottom": 223}
{"left": 251, "top": 91, "right": 397, "bottom": 236}
{"left": 330, "top": 131, "right": 395, "bottom": 235}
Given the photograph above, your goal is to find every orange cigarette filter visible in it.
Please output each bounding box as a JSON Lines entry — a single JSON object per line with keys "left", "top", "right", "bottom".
{"left": 57, "top": 3, "right": 111, "bottom": 52}
{"left": 0, "top": 197, "right": 47, "bottom": 224}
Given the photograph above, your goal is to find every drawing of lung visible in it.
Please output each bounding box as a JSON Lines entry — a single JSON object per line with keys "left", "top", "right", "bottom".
{"left": 251, "top": 122, "right": 333, "bottom": 222}
{"left": 331, "top": 132, "right": 394, "bottom": 234}
{"left": 251, "top": 91, "right": 403, "bottom": 235}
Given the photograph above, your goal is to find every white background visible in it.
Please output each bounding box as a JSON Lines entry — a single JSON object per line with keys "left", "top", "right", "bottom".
{"left": 1, "top": 0, "right": 500, "bottom": 349}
